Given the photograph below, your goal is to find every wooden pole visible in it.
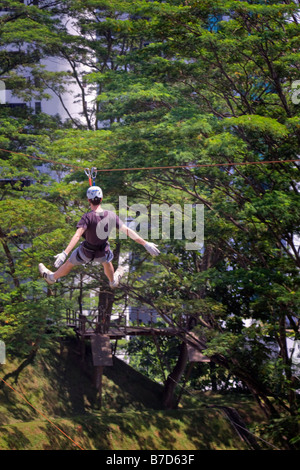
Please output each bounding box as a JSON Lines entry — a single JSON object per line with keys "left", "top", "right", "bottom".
{"left": 94, "top": 365, "right": 103, "bottom": 408}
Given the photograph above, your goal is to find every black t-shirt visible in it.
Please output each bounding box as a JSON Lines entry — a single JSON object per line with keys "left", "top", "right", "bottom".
{"left": 77, "top": 209, "right": 123, "bottom": 258}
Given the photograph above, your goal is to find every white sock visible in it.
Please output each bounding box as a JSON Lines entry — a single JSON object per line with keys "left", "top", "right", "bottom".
{"left": 49, "top": 273, "right": 55, "bottom": 282}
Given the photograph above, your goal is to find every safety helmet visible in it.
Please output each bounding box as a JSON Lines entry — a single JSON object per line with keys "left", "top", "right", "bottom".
{"left": 86, "top": 185, "right": 103, "bottom": 201}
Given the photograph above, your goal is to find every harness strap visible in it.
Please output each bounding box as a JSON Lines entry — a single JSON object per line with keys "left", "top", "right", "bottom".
{"left": 83, "top": 240, "right": 107, "bottom": 252}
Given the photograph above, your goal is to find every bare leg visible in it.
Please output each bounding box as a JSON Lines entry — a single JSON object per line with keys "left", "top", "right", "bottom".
{"left": 102, "top": 261, "right": 114, "bottom": 283}
{"left": 53, "top": 260, "right": 115, "bottom": 283}
{"left": 53, "top": 260, "right": 75, "bottom": 281}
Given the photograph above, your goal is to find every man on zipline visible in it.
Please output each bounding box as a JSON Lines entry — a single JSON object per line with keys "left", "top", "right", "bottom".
{"left": 39, "top": 186, "right": 160, "bottom": 288}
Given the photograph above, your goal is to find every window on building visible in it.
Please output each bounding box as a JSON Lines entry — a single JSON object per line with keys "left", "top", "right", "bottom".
{"left": 35, "top": 101, "right": 41, "bottom": 114}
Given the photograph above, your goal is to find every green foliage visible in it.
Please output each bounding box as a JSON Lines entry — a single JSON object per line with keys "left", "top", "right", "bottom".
{"left": 0, "top": 0, "right": 299, "bottom": 447}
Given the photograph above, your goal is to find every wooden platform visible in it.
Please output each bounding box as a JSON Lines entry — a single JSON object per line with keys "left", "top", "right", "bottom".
{"left": 76, "top": 326, "right": 181, "bottom": 339}
{"left": 66, "top": 309, "right": 209, "bottom": 364}
{"left": 66, "top": 309, "right": 182, "bottom": 339}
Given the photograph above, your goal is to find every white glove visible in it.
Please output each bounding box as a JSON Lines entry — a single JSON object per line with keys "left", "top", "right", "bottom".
{"left": 144, "top": 242, "right": 160, "bottom": 257}
{"left": 54, "top": 251, "right": 67, "bottom": 268}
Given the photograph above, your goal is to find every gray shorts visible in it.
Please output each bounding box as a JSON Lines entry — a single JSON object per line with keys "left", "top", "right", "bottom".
{"left": 69, "top": 246, "right": 114, "bottom": 266}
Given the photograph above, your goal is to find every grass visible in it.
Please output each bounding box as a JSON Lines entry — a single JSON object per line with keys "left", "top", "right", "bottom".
{"left": 0, "top": 409, "right": 249, "bottom": 451}
{"left": 0, "top": 339, "right": 267, "bottom": 451}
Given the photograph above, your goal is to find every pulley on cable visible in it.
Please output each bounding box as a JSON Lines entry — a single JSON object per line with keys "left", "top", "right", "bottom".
{"left": 85, "top": 167, "right": 97, "bottom": 186}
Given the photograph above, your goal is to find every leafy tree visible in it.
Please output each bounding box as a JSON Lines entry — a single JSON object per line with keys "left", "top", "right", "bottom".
{"left": 69, "top": 0, "right": 300, "bottom": 447}
{"left": 0, "top": 0, "right": 69, "bottom": 100}
{"left": 1, "top": 0, "right": 299, "bottom": 449}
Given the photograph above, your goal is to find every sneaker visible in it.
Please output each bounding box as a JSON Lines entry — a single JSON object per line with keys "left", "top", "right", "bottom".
{"left": 109, "top": 266, "right": 124, "bottom": 289}
{"left": 39, "top": 263, "right": 56, "bottom": 285}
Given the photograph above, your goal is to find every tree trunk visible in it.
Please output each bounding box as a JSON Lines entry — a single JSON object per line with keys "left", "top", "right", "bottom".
{"left": 162, "top": 342, "right": 188, "bottom": 409}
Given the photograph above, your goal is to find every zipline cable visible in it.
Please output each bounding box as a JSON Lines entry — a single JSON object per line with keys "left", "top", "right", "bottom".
{"left": 95, "top": 158, "right": 300, "bottom": 173}
{"left": 0, "top": 147, "right": 299, "bottom": 174}
{"left": 0, "top": 376, "right": 86, "bottom": 450}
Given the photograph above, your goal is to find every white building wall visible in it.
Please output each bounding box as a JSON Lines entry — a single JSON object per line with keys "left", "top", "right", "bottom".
{"left": 1, "top": 1, "right": 97, "bottom": 125}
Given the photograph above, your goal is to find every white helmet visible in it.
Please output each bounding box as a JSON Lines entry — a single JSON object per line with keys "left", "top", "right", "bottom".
{"left": 86, "top": 185, "right": 103, "bottom": 201}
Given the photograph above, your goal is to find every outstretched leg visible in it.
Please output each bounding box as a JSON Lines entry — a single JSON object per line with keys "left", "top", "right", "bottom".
{"left": 103, "top": 261, "right": 114, "bottom": 284}
{"left": 103, "top": 261, "right": 124, "bottom": 289}
{"left": 39, "top": 260, "right": 75, "bottom": 285}
{"left": 53, "top": 260, "right": 74, "bottom": 280}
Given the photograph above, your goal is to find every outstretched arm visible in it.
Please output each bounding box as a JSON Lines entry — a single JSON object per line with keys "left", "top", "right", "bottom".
{"left": 119, "top": 225, "right": 160, "bottom": 256}
{"left": 54, "top": 227, "right": 86, "bottom": 268}
{"left": 64, "top": 227, "right": 86, "bottom": 255}
{"left": 120, "top": 225, "right": 146, "bottom": 246}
